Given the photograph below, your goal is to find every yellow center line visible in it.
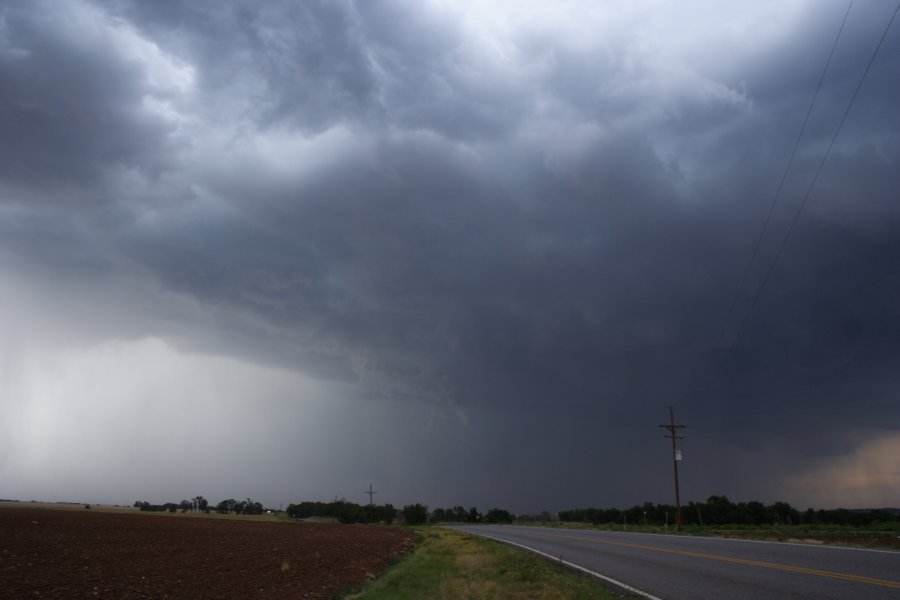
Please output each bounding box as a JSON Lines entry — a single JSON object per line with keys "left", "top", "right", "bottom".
{"left": 550, "top": 533, "right": 900, "bottom": 590}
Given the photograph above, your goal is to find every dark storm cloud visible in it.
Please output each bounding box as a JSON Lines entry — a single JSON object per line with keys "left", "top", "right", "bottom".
{"left": 0, "top": 2, "right": 184, "bottom": 205}
{"left": 105, "top": 0, "right": 530, "bottom": 140}
{"left": 2, "top": 0, "right": 899, "bottom": 510}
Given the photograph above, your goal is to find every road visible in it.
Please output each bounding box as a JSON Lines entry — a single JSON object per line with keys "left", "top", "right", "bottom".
{"left": 448, "top": 525, "right": 900, "bottom": 600}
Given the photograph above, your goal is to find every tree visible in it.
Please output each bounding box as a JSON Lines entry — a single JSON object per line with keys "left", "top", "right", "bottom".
{"left": 287, "top": 501, "right": 326, "bottom": 519}
{"left": 705, "top": 496, "right": 735, "bottom": 525}
{"left": 742, "top": 501, "right": 770, "bottom": 525}
{"left": 239, "top": 498, "right": 264, "bottom": 515}
{"left": 375, "top": 503, "right": 397, "bottom": 524}
{"left": 485, "top": 508, "right": 514, "bottom": 524}
{"left": 770, "top": 501, "right": 799, "bottom": 525}
{"left": 403, "top": 503, "right": 429, "bottom": 525}
{"left": 430, "top": 508, "right": 447, "bottom": 524}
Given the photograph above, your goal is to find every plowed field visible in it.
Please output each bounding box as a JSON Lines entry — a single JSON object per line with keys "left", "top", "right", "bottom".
{"left": 0, "top": 506, "right": 414, "bottom": 599}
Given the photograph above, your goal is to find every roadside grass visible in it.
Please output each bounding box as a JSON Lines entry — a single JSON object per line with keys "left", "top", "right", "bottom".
{"left": 344, "top": 527, "right": 623, "bottom": 600}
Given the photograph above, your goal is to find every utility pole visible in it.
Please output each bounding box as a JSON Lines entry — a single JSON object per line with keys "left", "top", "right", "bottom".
{"left": 658, "top": 406, "right": 685, "bottom": 530}
{"left": 364, "top": 483, "right": 377, "bottom": 523}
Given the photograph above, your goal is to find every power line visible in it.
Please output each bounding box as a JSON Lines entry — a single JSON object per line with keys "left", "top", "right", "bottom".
{"left": 689, "top": 3, "right": 857, "bottom": 405}
{"left": 713, "top": 0, "right": 854, "bottom": 351}
{"left": 732, "top": 2, "right": 900, "bottom": 342}
{"left": 692, "top": 2, "right": 899, "bottom": 408}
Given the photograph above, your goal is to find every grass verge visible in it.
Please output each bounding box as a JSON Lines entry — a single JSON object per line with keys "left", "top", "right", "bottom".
{"left": 344, "top": 527, "right": 624, "bottom": 600}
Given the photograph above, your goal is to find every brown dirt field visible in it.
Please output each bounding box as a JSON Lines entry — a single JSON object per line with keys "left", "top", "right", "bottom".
{"left": 0, "top": 506, "right": 415, "bottom": 599}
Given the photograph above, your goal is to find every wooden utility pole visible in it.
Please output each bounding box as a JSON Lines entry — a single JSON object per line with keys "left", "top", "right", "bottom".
{"left": 364, "top": 484, "right": 377, "bottom": 522}
{"left": 658, "top": 407, "right": 685, "bottom": 529}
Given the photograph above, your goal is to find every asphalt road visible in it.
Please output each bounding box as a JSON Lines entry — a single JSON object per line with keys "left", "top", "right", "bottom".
{"left": 448, "top": 525, "right": 900, "bottom": 600}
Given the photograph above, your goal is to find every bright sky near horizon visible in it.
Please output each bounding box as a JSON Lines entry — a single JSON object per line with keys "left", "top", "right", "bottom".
{"left": 1, "top": 0, "right": 899, "bottom": 513}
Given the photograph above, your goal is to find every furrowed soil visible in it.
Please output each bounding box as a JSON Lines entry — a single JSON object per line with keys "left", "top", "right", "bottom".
{"left": 0, "top": 506, "right": 414, "bottom": 599}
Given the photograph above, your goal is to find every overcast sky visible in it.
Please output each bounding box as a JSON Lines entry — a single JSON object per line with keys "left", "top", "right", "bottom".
{"left": 1, "top": 0, "right": 898, "bottom": 513}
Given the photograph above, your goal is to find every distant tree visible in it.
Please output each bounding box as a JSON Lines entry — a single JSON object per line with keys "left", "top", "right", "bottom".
{"left": 516, "top": 513, "right": 535, "bottom": 523}
{"left": 624, "top": 505, "right": 643, "bottom": 526}
{"left": 403, "top": 503, "right": 429, "bottom": 525}
{"left": 467, "top": 506, "right": 481, "bottom": 523}
{"left": 802, "top": 507, "right": 818, "bottom": 525}
{"left": 430, "top": 508, "right": 447, "bottom": 524}
{"left": 321, "top": 498, "right": 364, "bottom": 523}
{"left": 705, "top": 496, "right": 735, "bottom": 525}
{"left": 742, "top": 501, "right": 770, "bottom": 525}
{"left": 287, "top": 501, "right": 325, "bottom": 519}
{"left": 377, "top": 503, "right": 397, "bottom": 524}
{"left": 191, "top": 496, "right": 208, "bottom": 513}
{"left": 242, "top": 498, "right": 264, "bottom": 516}
{"left": 558, "top": 501, "right": 900, "bottom": 529}
{"left": 485, "top": 508, "right": 514, "bottom": 524}
{"left": 649, "top": 503, "right": 675, "bottom": 526}
{"left": 770, "top": 501, "right": 799, "bottom": 525}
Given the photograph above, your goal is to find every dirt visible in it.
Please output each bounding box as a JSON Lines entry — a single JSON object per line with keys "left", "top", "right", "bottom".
{"left": 0, "top": 506, "right": 415, "bottom": 599}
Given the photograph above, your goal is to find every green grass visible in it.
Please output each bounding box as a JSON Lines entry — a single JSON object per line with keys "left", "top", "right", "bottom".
{"left": 344, "top": 527, "right": 622, "bottom": 600}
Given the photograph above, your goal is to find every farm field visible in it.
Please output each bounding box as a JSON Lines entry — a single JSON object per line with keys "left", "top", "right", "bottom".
{"left": 0, "top": 505, "right": 414, "bottom": 599}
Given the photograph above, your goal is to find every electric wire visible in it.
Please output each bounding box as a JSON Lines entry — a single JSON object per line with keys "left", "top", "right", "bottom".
{"left": 691, "top": 1, "right": 855, "bottom": 403}
{"left": 689, "top": 2, "right": 899, "bottom": 408}
{"left": 730, "top": 2, "right": 900, "bottom": 343}
{"left": 712, "top": 0, "right": 854, "bottom": 351}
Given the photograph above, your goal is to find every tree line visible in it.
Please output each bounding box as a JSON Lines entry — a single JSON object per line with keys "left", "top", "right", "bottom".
{"left": 132, "top": 493, "right": 898, "bottom": 529}
{"left": 559, "top": 496, "right": 900, "bottom": 527}
{"left": 134, "top": 495, "right": 264, "bottom": 515}
{"left": 285, "top": 499, "right": 398, "bottom": 524}
{"left": 428, "top": 505, "right": 515, "bottom": 524}
{"left": 130, "top": 495, "right": 516, "bottom": 526}
{"left": 284, "top": 501, "right": 515, "bottom": 525}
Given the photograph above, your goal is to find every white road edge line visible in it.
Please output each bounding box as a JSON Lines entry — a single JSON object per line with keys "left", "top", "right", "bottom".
{"left": 470, "top": 531, "right": 664, "bottom": 600}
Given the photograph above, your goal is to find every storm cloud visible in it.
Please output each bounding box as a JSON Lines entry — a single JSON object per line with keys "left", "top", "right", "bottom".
{"left": 1, "top": 0, "right": 899, "bottom": 512}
